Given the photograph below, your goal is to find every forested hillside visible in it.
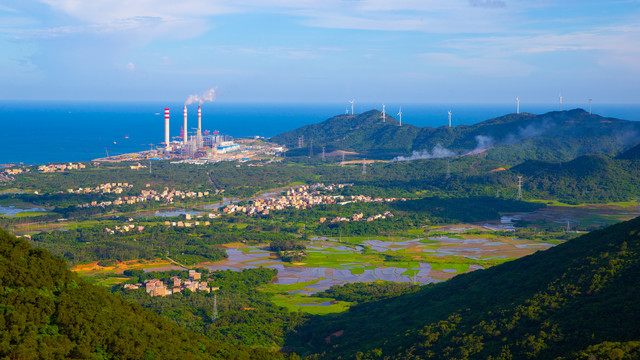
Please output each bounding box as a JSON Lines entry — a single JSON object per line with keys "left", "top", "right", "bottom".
{"left": 0, "top": 227, "right": 280, "bottom": 359}
{"left": 271, "top": 109, "right": 640, "bottom": 162}
{"left": 288, "top": 216, "right": 640, "bottom": 359}
{"left": 617, "top": 142, "right": 640, "bottom": 159}
{"left": 508, "top": 155, "right": 640, "bottom": 204}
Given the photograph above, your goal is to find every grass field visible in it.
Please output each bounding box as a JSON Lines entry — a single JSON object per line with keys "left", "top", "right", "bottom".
{"left": 262, "top": 281, "right": 353, "bottom": 314}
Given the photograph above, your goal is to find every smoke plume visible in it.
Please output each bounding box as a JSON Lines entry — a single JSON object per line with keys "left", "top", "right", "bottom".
{"left": 391, "top": 144, "right": 456, "bottom": 162}
{"left": 504, "top": 120, "right": 555, "bottom": 145}
{"left": 474, "top": 135, "right": 494, "bottom": 151}
{"left": 185, "top": 87, "right": 218, "bottom": 106}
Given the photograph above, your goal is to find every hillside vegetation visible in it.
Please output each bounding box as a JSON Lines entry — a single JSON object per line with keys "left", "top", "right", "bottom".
{"left": 0, "top": 227, "right": 280, "bottom": 359}
{"left": 617, "top": 142, "right": 640, "bottom": 160}
{"left": 271, "top": 109, "right": 640, "bottom": 162}
{"left": 288, "top": 216, "right": 640, "bottom": 359}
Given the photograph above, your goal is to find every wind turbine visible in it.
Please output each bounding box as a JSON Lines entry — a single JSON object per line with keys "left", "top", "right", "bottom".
{"left": 382, "top": 104, "right": 386, "bottom": 122}
{"left": 448, "top": 110, "right": 452, "bottom": 127}
{"left": 516, "top": 97, "right": 520, "bottom": 114}
{"left": 349, "top": 99, "right": 355, "bottom": 115}
{"left": 345, "top": 107, "right": 349, "bottom": 114}
{"left": 588, "top": 98, "right": 593, "bottom": 115}
{"left": 559, "top": 93, "right": 563, "bottom": 110}
{"left": 397, "top": 107, "right": 402, "bottom": 126}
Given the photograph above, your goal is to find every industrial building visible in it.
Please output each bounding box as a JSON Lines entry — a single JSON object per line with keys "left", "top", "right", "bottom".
{"left": 161, "top": 105, "right": 240, "bottom": 160}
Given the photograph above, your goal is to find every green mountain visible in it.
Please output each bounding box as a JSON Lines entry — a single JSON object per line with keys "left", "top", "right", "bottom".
{"left": 288, "top": 216, "right": 640, "bottom": 359}
{"left": 271, "top": 109, "right": 640, "bottom": 162}
{"left": 617, "top": 142, "right": 640, "bottom": 160}
{"left": 0, "top": 227, "right": 279, "bottom": 359}
{"left": 501, "top": 155, "right": 640, "bottom": 204}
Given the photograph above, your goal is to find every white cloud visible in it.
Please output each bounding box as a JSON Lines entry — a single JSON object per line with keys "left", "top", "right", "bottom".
{"left": 213, "top": 45, "right": 344, "bottom": 60}
{"left": 37, "top": 0, "right": 236, "bottom": 24}
{"left": 441, "top": 23, "right": 640, "bottom": 72}
{"left": 126, "top": 62, "right": 135, "bottom": 70}
{"left": 30, "top": 0, "right": 515, "bottom": 37}
{"left": 0, "top": 4, "right": 19, "bottom": 13}
{"left": 418, "top": 52, "right": 537, "bottom": 76}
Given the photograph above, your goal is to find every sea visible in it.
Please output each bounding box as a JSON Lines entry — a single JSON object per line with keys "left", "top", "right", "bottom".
{"left": 1, "top": 101, "right": 639, "bottom": 165}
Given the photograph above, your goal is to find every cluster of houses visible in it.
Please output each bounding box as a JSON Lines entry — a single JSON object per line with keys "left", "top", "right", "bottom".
{"left": 221, "top": 183, "right": 346, "bottom": 216}
{"left": 77, "top": 187, "right": 212, "bottom": 208}
{"left": 163, "top": 220, "right": 211, "bottom": 228}
{"left": 221, "top": 183, "right": 403, "bottom": 217}
{"left": 103, "top": 224, "right": 145, "bottom": 234}
{"left": 129, "top": 163, "right": 147, "bottom": 170}
{"left": 162, "top": 212, "right": 220, "bottom": 228}
{"left": 3, "top": 167, "right": 29, "bottom": 175}
{"left": 124, "top": 270, "right": 218, "bottom": 297}
{"left": 67, "top": 182, "right": 133, "bottom": 195}
{"left": 321, "top": 211, "right": 395, "bottom": 224}
{"left": 38, "top": 163, "right": 86, "bottom": 172}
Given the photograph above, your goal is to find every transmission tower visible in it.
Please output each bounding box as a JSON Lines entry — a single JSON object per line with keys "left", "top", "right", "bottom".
{"left": 321, "top": 146, "right": 326, "bottom": 161}
{"left": 309, "top": 140, "right": 313, "bottom": 157}
{"left": 341, "top": 151, "right": 345, "bottom": 166}
{"left": 516, "top": 176, "right": 523, "bottom": 200}
{"left": 298, "top": 135, "right": 304, "bottom": 149}
{"left": 212, "top": 294, "right": 218, "bottom": 321}
{"left": 362, "top": 160, "right": 367, "bottom": 175}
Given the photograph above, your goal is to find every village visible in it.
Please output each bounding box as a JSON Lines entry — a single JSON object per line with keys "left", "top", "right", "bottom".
{"left": 124, "top": 269, "right": 218, "bottom": 297}
{"left": 38, "top": 163, "right": 86, "bottom": 172}
{"left": 221, "top": 183, "right": 404, "bottom": 216}
{"left": 78, "top": 186, "right": 213, "bottom": 208}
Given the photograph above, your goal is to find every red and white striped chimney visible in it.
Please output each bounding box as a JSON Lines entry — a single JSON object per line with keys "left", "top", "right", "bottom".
{"left": 197, "top": 106, "right": 202, "bottom": 138}
{"left": 183, "top": 106, "right": 188, "bottom": 144}
{"left": 164, "top": 108, "right": 170, "bottom": 151}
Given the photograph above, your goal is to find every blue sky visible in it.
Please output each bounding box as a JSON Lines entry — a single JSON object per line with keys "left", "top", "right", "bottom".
{"left": 1, "top": 0, "right": 639, "bottom": 103}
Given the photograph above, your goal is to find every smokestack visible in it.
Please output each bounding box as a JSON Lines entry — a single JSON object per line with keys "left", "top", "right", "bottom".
{"left": 164, "top": 108, "right": 170, "bottom": 152}
{"left": 197, "top": 106, "right": 202, "bottom": 149}
{"left": 197, "top": 106, "right": 202, "bottom": 138}
{"left": 183, "top": 106, "right": 188, "bottom": 144}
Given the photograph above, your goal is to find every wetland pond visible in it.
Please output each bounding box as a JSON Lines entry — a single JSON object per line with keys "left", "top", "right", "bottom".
{"left": 204, "top": 235, "right": 554, "bottom": 295}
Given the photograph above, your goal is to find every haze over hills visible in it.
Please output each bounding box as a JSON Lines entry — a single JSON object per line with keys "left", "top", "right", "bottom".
{"left": 271, "top": 109, "right": 640, "bottom": 162}
{"left": 288, "top": 216, "right": 640, "bottom": 359}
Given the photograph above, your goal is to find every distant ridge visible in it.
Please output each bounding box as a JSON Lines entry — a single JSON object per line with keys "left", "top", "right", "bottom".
{"left": 271, "top": 109, "right": 640, "bottom": 162}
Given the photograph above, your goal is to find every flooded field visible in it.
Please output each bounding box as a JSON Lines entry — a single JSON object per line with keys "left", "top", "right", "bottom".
{"left": 0, "top": 204, "right": 46, "bottom": 216}
{"left": 206, "top": 234, "right": 554, "bottom": 295}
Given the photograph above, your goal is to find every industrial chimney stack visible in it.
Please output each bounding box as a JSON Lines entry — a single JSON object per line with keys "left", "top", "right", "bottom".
{"left": 183, "top": 106, "right": 188, "bottom": 144}
{"left": 164, "top": 108, "right": 170, "bottom": 152}
{"left": 197, "top": 106, "right": 202, "bottom": 148}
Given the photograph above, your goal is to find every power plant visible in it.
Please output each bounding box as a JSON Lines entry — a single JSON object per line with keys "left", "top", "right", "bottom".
{"left": 159, "top": 105, "right": 238, "bottom": 160}
{"left": 94, "top": 90, "right": 285, "bottom": 162}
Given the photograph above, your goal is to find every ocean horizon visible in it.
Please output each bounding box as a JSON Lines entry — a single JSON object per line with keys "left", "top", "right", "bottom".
{"left": 1, "top": 101, "right": 639, "bottom": 165}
